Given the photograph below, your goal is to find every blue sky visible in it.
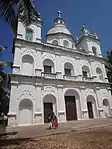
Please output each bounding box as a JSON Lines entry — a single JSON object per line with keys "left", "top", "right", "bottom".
{"left": 0, "top": 0, "right": 112, "bottom": 73}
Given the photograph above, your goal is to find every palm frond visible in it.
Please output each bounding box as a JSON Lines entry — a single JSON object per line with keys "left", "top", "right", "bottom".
{"left": 0, "top": 0, "right": 17, "bottom": 33}
{"left": 19, "top": 0, "right": 40, "bottom": 26}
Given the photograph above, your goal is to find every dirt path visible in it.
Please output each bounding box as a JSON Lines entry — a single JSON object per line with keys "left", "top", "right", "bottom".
{"left": 1, "top": 126, "right": 112, "bottom": 149}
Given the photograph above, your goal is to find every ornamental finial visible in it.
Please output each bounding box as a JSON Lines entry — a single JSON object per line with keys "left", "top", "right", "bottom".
{"left": 57, "top": 11, "right": 62, "bottom": 18}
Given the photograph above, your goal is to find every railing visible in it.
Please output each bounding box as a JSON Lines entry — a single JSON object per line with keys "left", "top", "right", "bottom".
{"left": 63, "top": 75, "right": 78, "bottom": 81}
{"left": 82, "top": 77, "right": 94, "bottom": 82}
{"left": 41, "top": 72, "right": 57, "bottom": 79}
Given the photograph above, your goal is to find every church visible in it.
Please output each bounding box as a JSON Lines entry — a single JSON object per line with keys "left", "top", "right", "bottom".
{"left": 8, "top": 11, "right": 112, "bottom": 127}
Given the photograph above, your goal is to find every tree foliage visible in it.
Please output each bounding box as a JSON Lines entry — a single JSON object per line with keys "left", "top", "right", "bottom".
{"left": 105, "top": 51, "right": 112, "bottom": 93}
{"left": 0, "top": 47, "right": 11, "bottom": 116}
{"left": 0, "top": 0, "right": 40, "bottom": 34}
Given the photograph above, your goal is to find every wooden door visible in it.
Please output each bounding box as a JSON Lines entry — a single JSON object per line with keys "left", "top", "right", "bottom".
{"left": 65, "top": 96, "right": 77, "bottom": 121}
{"left": 87, "top": 102, "right": 94, "bottom": 118}
{"left": 44, "top": 103, "right": 53, "bottom": 123}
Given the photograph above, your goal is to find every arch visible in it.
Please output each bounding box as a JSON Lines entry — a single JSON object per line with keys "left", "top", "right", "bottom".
{"left": 64, "top": 62, "right": 74, "bottom": 76}
{"left": 43, "top": 94, "right": 57, "bottom": 123}
{"left": 25, "top": 28, "right": 33, "bottom": 41}
{"left": 43, "top": 59, "right": 54, "bottom": 73}
{"left": 86, "top": 95, "right": 97, "bottom": 119}
{"left": 96, "top": 67, "right": 103, "bottom": 81}
{"left": 63, "top": 40, "right": 69, "bottom": 48}
{"left": 82, "top": 65, "right": 90, "bottom": 78}
{"left": 92, "top": 46, "right": 97, "bottom": 56}
{"left": 64, "top": 89, "right": 81, "bottom": 120}
{"left": 103, "top": 99, "right": 111, "bottom": 117}
{"left": 52, "top": 40, "right": 58, "bottom": 45}
{"left": 19, "top": 99, "right": 33, "bottom": 125}
{"left": 22, "top": 55, "right": 34, "bottom": 76}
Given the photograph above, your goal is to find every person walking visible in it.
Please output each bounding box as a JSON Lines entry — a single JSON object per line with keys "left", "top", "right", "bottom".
{"left": 47, "top": 114, "right": 52, "bottom": 129}
{"left": 51, "top": 113, "right": 58, "bottom": 129}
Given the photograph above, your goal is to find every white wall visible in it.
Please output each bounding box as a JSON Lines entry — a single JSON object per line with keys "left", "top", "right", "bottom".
{"left": 17, "top": 20, "right": 42, "bottom": 43}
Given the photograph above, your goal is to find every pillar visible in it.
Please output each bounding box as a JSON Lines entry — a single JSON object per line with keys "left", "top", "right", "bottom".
{"left": 95, "top": 87, "right": 103, "bottom": 117}
{"left": 80, "top": 86, "right": 88, "bottom": 119}
{"left": 57, "top": 85, "right": 66, "bottom": 122}
{"left": 34, "top": 83, "right": 43, "bottom": 124}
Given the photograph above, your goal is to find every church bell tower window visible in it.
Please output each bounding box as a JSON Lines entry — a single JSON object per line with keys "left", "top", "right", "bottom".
{"left": 26, "top": 29, "right": 33, "bottom": 41}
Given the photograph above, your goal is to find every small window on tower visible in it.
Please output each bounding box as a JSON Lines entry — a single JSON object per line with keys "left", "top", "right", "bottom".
{"left": 26, "top": 28, "right": 33, "bottom": 41}
{"left": 44, "top": 65, "right": 52, "bottom": 73}
{"left": 92, "top": 46, "right": 97, "bottom": 56}
{"left": 82, "top": 71, "right": 88, "bottom": 78}
{"left": 52, "top": 40, "right": 58, "bottom": 45}
{"left": 65, "top": 68, "right": 71, "bottom": 76}
{"left": 63, "top": 40, "right": 69, "bottom": 47}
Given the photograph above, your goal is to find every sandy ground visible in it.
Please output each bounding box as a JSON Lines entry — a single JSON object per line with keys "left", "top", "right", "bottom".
{"left": 0, "top": 127, "right": 112, "bottom": 149}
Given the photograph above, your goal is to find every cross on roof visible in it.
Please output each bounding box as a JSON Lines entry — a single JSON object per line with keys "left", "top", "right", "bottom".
{"left": 57, "top": 11, "right": 62, "bottom": 18}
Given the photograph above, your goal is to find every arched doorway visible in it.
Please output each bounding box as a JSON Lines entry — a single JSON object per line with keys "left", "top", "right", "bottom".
{"left": 87, "top": 95, "right": 97, "bottom": 119}
{"left": 43, "top": 94, "right": 57, "bottom": 123}
{"left": 103, "top": 99, "right": 111, "bottom": 117}
{"left": 19, "top": 99, "right": 33, "bottom": 125}
{"left": 65, "top": 89, "right": 81, "bottom": 121}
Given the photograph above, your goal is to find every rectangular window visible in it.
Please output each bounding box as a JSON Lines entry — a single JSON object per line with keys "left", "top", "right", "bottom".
{"left": 65, "top": 68, "right": 71, "bottom": 76}
{"left": 44, "top": 65, "right": 52, "bottom": 73}
{"left": 26, "top": 30, "right": 33, "bottom": 41}
{"left": 82, "top": 71, "right": 87, "bottom": 78}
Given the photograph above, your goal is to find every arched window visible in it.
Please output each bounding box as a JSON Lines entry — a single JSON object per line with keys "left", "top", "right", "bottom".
{"left": 92, "top": 46, "right": 97, "bottom": 56}
{"left": 63, "top": 40, "right": 69, "bottom": 48}
{"left": 43, "top": 59, "right": 54, "bottom": 73}
{"left": 96, "top": 67, "right": 103, "bottom": 80}
{"left": 82, "top": 65, "right": 90, "bottom": 78}
{"left": 64, "top": 62, "right": 74, "bottom": 76}
{"left": 52, "top": 40, "right": 58, "bottom": 45}
{"left": 25, "top": 28, "right": 33, "bottom": 41}
{"left": 22, "top": 55, "right": 34, "bottom": 76}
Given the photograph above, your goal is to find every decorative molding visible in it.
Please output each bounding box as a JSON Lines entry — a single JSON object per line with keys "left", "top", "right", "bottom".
{"left": 42, "top": 86, "right": 55, "bottom": 95}
{"left": 18, "top": 90, "right": 35, "bottom": 100}
{"left": 8, "top": 113, "right": 17, "bottom": 116}
{"left": 13, "top": 66, "right": 20, "bottom": 74}
{"left": 42, "top": 52, "right": 55, "bottom": 61}
{"left": 21, "top": 49, "right": 35, "bottom": 57}
{"left": 96, "top": 87, "right": 100, "bottom": 90}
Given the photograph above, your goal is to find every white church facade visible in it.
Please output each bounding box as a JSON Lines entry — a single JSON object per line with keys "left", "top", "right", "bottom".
{"left": 8, "top": 12, "right": 112, "bottom": 127}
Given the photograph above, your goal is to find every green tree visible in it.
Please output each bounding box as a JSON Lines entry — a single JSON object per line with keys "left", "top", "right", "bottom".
{"left": 105, "top": 51, "right": 112, "bottom": 93}
{"left": 0, "top": 46, "right": 11, "bottom": 116}
{"left": 0, "top": 0, "right": 40, "bottom": 34}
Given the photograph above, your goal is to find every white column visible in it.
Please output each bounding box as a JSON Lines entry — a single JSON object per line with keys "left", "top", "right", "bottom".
{"left": 95, "top": 87, "right": 103, "bottom": 117}
{"left": 101, "top": 62, "right": 107, "bottom": 78}
{"left": 80, "top": 86, "right": 88, "bottom": 119}
{"left": 57, "top": 85, "right": 66, "bottom": 122}
{"left": 8, "top": 83, "right": 18, "bottom": 126}
{"left": 34, "top": 84, "right": 43, "bottom": 124}
{"left": 56, "top": 53, "right": 63, "bottom": 79}
{"left": 14, "top": 46, "right": 21, "bottom": 66}
{"left": 107, "top": 87, "right": 112, "bottom": 111}
{"left": 90, "top": 60, "right": 96, "bottom": 77}
{"left": 76, "top": 57, "right": 82, "bottom": 81}
{"left": 35, "top": 50, "right": 42, "bottom": 76}
{"left": 76, "top": 98, "right": 82, "bottom": 120}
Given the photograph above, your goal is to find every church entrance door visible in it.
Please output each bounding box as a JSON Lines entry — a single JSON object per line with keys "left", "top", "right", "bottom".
{"left": 65, "top": 96, "right": 77, "bottom": 121}
{"left": 44, "top": 103, "right": 53, "bottom": 123}
{"left": 87, "top": 101, "right": 94, "bottom": 118}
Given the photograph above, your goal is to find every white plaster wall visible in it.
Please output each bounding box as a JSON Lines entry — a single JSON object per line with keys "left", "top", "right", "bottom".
{"left": 47, "top": 34, "right": 76, "bottom": 49}
{"left": 76, "top": 38, "right": 102, "bottom": 57}
{"left": 17, "top": 20, "right": 41, "bottom": 42}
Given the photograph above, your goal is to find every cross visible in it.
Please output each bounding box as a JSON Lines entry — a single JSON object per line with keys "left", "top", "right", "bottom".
{"left": 57, "top": 11, "right": 62, "bottom": 18}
